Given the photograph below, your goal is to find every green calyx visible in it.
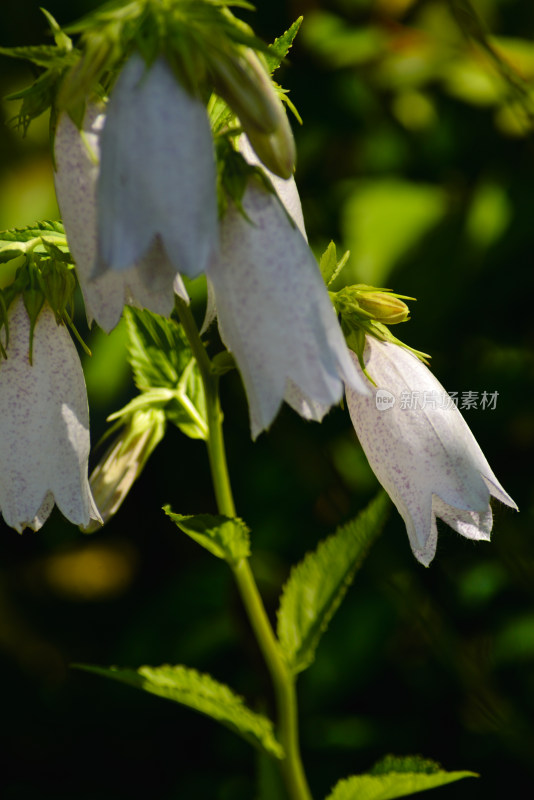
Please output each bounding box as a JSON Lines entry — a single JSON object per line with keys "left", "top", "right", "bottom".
{"left": 331, "top": 283, "right": 430, "bottom": 384}
{"left": 0, "top": 221, "right": 88, "bottom": 363}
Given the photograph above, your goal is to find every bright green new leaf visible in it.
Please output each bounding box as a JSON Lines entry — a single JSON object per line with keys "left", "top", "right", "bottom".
{"left": 75, "top": 663, "right": 283, "bottom": 759}
{"left": 164, "top": 509, "right": 251, "bottom": 564}
{"left": 325, "top": 754, "right": 477, "bottom": 800}
{"left": 277, "top": 493, "right": 389, "bottom": 674}
{"left": 124, "top": 307, "right": 207, "bottom": 440}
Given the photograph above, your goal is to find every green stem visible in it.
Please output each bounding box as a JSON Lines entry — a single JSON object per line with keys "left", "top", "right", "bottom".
{"left": 175, "top": 297, "right": 313, "bottom": 800}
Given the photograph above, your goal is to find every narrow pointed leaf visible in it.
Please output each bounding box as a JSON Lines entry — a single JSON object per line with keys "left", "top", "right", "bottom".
{"left": 164, "top": 509, "right": 251, "bottom": 564}
{"left": 265, "top": 17, "right": 303, "bottom": 73}
{"left": 75, "top": 663, "right": 283, "bottom": 759}
{"left": 325, "top": 755, "right": 477, "bottom": 800}
{"left": 319, "top": 241, "right": 350, "bottom": 287}
{"left": 277, "top": 493, "right": 389, "bottom": 673}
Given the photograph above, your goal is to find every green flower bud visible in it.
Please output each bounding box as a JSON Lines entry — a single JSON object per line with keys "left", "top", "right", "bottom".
{"left": 211, "top": 48, "right": 282, "bottom": 135}
{"left": 355, "top": 290, "right": 410, "bottom": 324}
{"left": 245, "top": 115, "right": 296, "bottom": 180}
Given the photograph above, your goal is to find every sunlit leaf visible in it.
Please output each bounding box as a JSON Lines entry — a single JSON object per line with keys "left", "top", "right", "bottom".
{"left": 164, "top": 509, "right": 251, "bottom": 564}
{"left": 277, "top": 493, "right": 389, "bottom": 674}
{"left": 325, "top": 755, "right": 477, "bottom": 800}
{"left": 75, "top": 663, "right": 283, "bottom": 759}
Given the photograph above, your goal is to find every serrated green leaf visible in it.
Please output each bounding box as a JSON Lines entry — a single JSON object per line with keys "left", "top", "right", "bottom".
{"left": 277, "top": 493, "right": 389, "bottom": 674}
{"left": 75, "top": 663, "right": 283, "bottom": 759}
{"left": 0, "top": 222, "right": 68, "bottom": 264}
{"left": 124, "top": 307, "right": 207, "bottom": 439}
{"left": 0, "top": 44, "right": 72, "bottom": 67}
{"left": 325, "top": 754, "right": 477, "bottom": 800}
{"left": 265, "top": 17, "right": 303, "bottom": 73}
{"left": 164, "top": 509, "right": 251, "bottom": 564}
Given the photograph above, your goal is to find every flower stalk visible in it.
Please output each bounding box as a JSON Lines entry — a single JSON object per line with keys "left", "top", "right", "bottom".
{"left": 175, "top": 296, "right": 313, "bottom": 800}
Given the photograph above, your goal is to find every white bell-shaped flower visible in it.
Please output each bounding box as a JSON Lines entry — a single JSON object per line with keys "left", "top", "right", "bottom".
{"left": 54, "top": 104, "right": 189, "bottom": 332}
{"left": 95, "top": 53, "right": 218, "bottom": 280}
{"left": 207, "top": 176, "right": 369, "bottom": 438}
{"left": 345, "top": 337, "right": 517, "bottom": 566}
{"left": 0, "top": 298, "right": 101, "bottom": 532}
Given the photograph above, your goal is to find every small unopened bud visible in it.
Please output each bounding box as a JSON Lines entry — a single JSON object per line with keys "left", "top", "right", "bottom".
{"left": 245, "top": 115, "right": 296, "bottom": 180}
{"left": 355, "top": 291, "right": 410, "bottom": 324}
{"left": 212, "top": 48, "right": 282, "bottom": 134}
{"left": 211, "top": 47, "right": 296, "bottom": 178}
{"left": 84, "top": 409, "right": 165, "bottom": 532}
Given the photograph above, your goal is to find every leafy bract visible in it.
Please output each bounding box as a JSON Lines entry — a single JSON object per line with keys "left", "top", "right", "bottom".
{"left": 75, "top": 663, "right": 283, "bottom": 759}
{"left": 325, "top": 755, "right": 477, "bottom": 800}
{"left": 124, "top": 307, "right": 207, "bottom": 440}
{"left": 277, "top": 493, "right": 389, "bottom": 674}
{"left": 319, "top": 241, "right": 350, "bottom": 287}
{"left": 164, "top": 509, "right": 250, "bottom": 564}
{"left": 265, "top": 17, "right": 303, "bottom": 73}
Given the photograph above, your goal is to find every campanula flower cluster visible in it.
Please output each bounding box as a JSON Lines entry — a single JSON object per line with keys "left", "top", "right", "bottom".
{"left": 0, "top": 2, "right": 516, "bottom": 565}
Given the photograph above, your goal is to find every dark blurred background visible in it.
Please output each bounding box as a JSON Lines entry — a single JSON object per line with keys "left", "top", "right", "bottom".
{"left": 1, "top": 1, "right": 533, "bottom": 798}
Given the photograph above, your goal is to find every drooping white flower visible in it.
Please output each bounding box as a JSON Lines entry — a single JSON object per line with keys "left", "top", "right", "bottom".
{"left": 206, "top": 175, "right": 369, "bottom": 438}
{"left": 0, "top": 297, "right": 101, "bottom": 532}
{"left": 95, "top": 53, "right": 218, "bottom": 280}
{"left": 54, "top": 103, "right": 189, "bottom": 332}
{"left": 345, "top": 337, "right": 517, "bottom": 566}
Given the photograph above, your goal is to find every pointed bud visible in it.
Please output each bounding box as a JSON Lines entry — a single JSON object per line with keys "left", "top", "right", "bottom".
{"left": 355, "top": 290, "right": 410, "bottom": 325}
{"left": 211, "top": 47, "right": 296, "bottom": 179}
{"left": 84, "top": 409, "right": 165, "bottom": 531}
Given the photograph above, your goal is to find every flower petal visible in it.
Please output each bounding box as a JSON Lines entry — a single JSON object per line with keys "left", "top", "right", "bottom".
{"left": 96, "top": 54, "right": 217, "bottom": 278}
{"left": 0, "top": 298, "right": 101, "bottom": 531}
{"left": 208, "top": 178, "right": 368, "bottom": 438}
{"left": 54, "top": 105, "right": 189, "bottom": 332}
{"left": 345, "top": 338, "right": 516, "bottom": 565}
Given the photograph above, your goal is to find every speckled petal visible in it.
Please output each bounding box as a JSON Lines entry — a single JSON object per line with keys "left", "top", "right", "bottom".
{"left": 54, "top": 105, "right": 189, "bottom": 332}
{"left": 207, "top": 178, "right": 368, "bottom": 438}
{"left": 0, "top": 298, "right": 101, "bottom": 532}
{"left": 345, "top": 338, "right": 516, "bottom": 566}
{"left": 96, "top": 54, "right": 217, "bottom": 279}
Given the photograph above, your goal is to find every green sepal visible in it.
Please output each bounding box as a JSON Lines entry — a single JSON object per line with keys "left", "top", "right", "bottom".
{"left": 265, "top": 17, "right": 303, "bottom": 74}
{"left": 164, "top": 509, "right": 251, "bottom": 565}
{"left": 325, "top": 755, "right": 477, "bottom": 800}
{"left": 320, "top": 241, "right": 350, "bottom": 287}
{"left": 22, "top": 260, "right": 45, "bottom": 365}
{"left": 73, "top": 663, "right": 284, "bottom": 760}
{"left": 277, "top": 493, "right": 389, "bottom": 675}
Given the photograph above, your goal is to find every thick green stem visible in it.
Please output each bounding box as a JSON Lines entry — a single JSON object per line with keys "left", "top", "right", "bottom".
{"left": 232, "top": 558, "right": 313, "bottom": 800}
{"left": 175, "top": 297, "right": 313, "bottom": 800}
